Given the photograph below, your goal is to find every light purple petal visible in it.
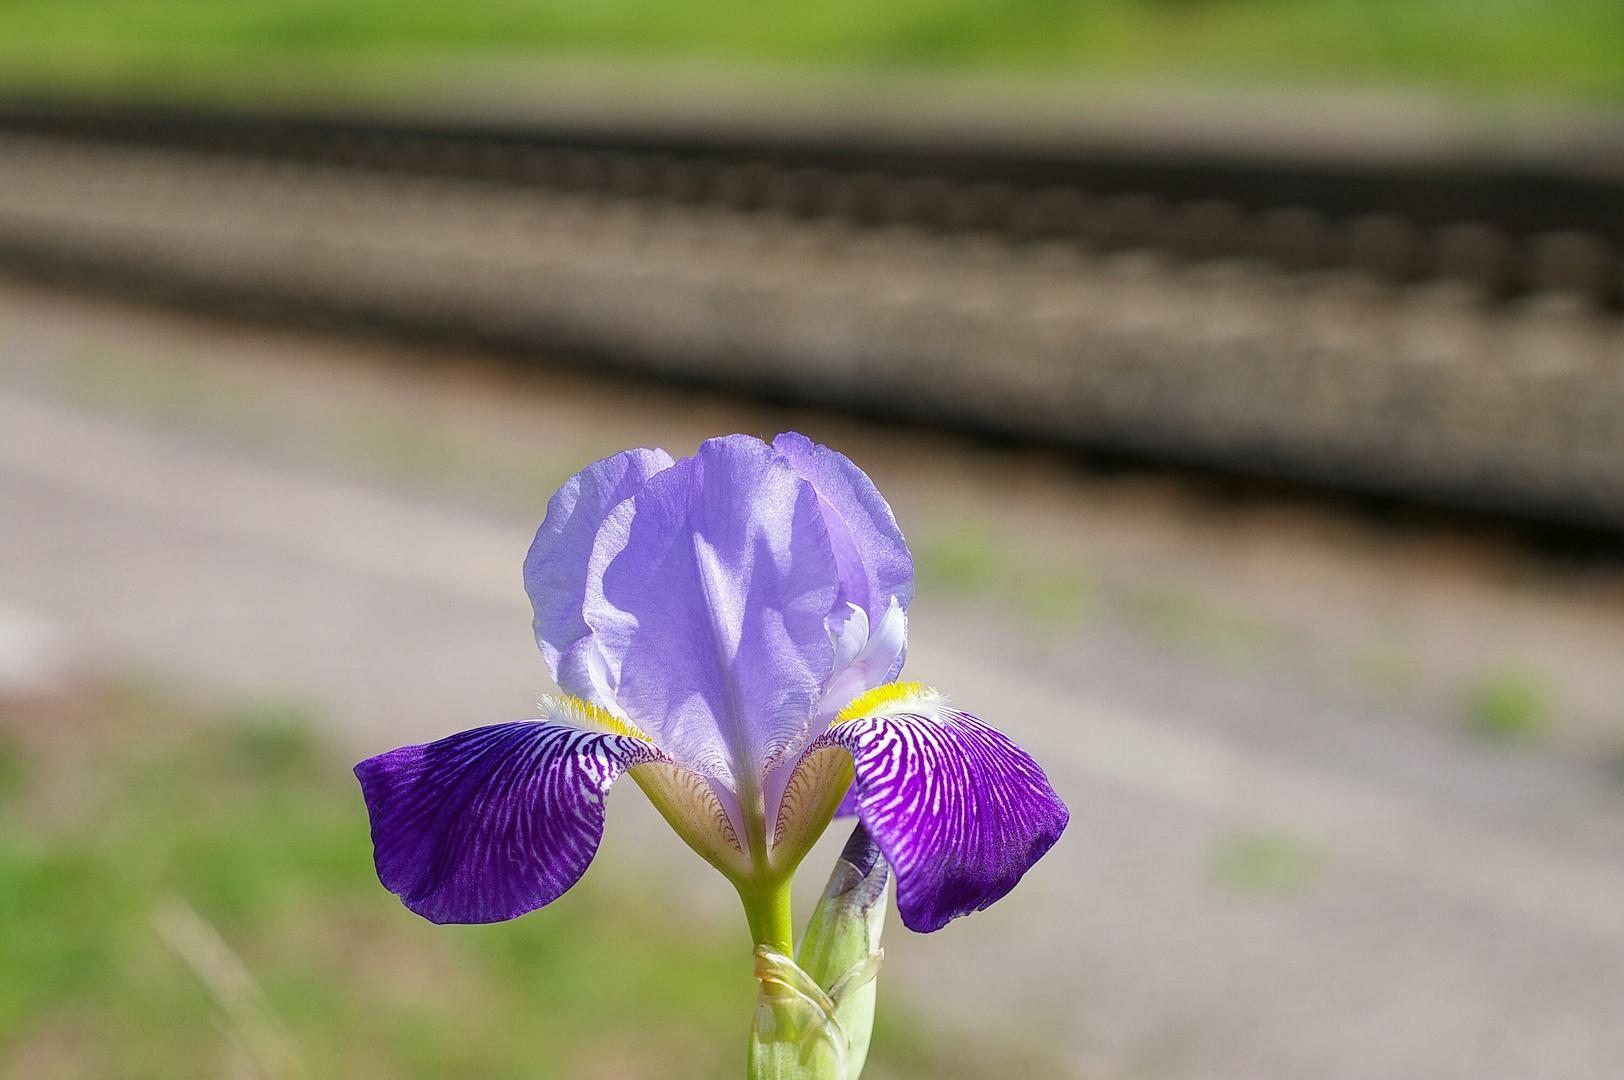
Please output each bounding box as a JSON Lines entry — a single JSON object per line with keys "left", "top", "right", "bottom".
{"left": 525, "top": 448, "right": 674, "bottom": 703}
{"left": 771, "top": 432, "right": 914, "bottom": 636}
{"left": 355, "top": 722, "right": 659, "bottom": 924}
{"left": 811, "top": 709, "right": 1069, "bottom": 933}
{"left": 584, "top": 435, "right": 841, "bottom": 788}
{"left": 818, "top": 598, "right": 908, "bottom": 723}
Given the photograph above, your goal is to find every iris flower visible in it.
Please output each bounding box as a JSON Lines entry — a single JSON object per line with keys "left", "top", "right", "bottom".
{"left": 356, "top": 433, "right": 1067, "bottom": 1064}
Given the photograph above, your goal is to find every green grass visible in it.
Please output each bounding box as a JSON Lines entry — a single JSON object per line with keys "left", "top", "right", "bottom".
{"left": 913, "top": 528, "right": 1097, "bottom": 630}
{"left": 913, "top": 531, "right": 1003, "bottom": 596}
{"left": 1209, "top": 829, "right": 1324, "bottom": 897}
{"left": 1462, "top": 665, "right": 1555, "bottom": 741}
{"left": 0, "top": 0, "right": 1622, "bottom": 101}
{"left": 0, "top": 681, "right": 1060, "bottom": 1080}
{"left": 1122, "top": 583, "right": 1279, "bottom": 670}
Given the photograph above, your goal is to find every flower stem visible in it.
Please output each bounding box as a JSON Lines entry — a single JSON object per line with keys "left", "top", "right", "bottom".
{"left": 737, "top": 878, "right": 795, "bottom": 955}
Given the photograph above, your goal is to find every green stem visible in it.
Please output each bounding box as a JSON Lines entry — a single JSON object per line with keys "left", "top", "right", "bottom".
{"left": 737, "top": 878, "right": 795, "bottom": 954}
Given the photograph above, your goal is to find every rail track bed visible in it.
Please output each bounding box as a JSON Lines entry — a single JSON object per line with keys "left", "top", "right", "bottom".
{"left": 1, "top": 102, "right": 1621, "bottom": 527}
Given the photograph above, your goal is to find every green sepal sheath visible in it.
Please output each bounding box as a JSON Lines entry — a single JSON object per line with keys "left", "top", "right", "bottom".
{"left": 748, "top": 823, "right": 890, "bottom": 1080}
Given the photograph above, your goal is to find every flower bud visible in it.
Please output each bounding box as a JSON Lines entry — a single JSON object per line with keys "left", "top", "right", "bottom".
{"left": 748, "top": 824, "right": 889, "bottom": 1080}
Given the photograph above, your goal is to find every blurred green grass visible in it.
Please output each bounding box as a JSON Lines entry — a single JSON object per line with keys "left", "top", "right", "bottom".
{"left": 1208, "top": 829, "right": 1324, "bottom": 897}
{"left": 913, "top": 527, "right": 1098, "bottom": 634}
{"left": 1462, "top": 664, "right": 1555, "bottom": 741}
{"left": 0, "top": 682, "right": 1060, "bottom": 1080}
{"left": 0, "top": 0, "right": 1621, "bottom": 98}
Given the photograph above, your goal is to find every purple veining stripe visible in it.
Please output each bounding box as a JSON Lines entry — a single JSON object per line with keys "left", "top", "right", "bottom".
{"left": 814, "top": 709, "right": 1069, "bottom": 933}
{"left": 356, "top": 721, "right": 660, "bottom": 924}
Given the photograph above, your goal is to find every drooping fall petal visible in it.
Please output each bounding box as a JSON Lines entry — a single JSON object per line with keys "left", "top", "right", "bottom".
{"left": 356, "top": 721, "right": 660, "bottom": 924}
{"left": 810, "top": 708, "right": 1069, "bottom": 933}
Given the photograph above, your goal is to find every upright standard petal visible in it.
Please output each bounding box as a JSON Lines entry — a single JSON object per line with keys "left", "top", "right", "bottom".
{"left": 808, "top": 696, "right": 1069, "bottom": 933}
{"left": 525, "top": 448, "right": 674, "bottom": 704}
{"left": 585, "top": 435, "right": 842, "bottom": 788}
{"left": 356, "top": 721, "right": 660, "bottom": 924}
{"left": 771, "top": 432, "right": 914, "bottom": 634}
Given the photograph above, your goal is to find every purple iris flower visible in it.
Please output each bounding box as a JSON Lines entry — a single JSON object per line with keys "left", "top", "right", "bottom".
{"left": 356, "top": 433, "right": 1067, "bottom": 941}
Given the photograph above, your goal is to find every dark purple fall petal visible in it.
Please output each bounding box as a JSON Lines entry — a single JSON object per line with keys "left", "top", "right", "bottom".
{"left": 355, "top": 722, "right": 660, "bottom": 924}
{"left": 812, "top": 710, "right": 1069, "bottom": 933}
{"left": 833, "top": 786, "right": 860, "bottom": 819}
{"left": 584, "top": 435, "right": 842, "bottom": 786}
{"left": 525, "top": 447, "right": 674, "bottom": 703}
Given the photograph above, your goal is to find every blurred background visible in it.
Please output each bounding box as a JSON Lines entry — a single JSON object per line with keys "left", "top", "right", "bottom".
{"left": 2, "top": 3, "right": 1624, "bottom": 1079}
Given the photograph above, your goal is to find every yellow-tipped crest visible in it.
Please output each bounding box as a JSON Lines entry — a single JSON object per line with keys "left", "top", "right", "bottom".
{"left": 835, "top": 682, "right": 942, "bottom": 723}
{"left": 541, "top": 694, "right": 652, "bottom": 742}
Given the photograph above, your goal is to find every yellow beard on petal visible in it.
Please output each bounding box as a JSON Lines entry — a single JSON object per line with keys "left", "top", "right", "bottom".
{"left": 540, "top": 693, "right": 653, "bottom": 742}
{"left": 834, "top": 682, "right": 944, "bottom": 724}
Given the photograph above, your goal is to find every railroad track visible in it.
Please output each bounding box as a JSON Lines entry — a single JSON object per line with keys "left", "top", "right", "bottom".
{"left": 5, "top": 101, "right": 1623, "bottom": 302}
{"left": 0, "top": 101, "right": 1621, "bottom": 528}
